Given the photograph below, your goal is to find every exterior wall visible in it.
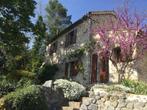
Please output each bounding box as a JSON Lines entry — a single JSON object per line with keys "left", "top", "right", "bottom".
{"left": 46, "top": 12, "right": 147, "bottom": 84}
{"left": 136, "top": 51, "right": 147, "bottom": 82}
{"left": 109, "top": 61, "right": 138, "bottom": 83}
{"left": 46, "top": 13, "right": 119, "bottom": 84}
{"left": 91, "top": 13, "right": 116, "bottom": 31}
{"left": 46, "top": 19, "right": 91, "bottom": 85}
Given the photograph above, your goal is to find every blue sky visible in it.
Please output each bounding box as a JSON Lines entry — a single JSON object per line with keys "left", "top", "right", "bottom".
{"left": 35, "top": 0, "right": 147, "bottom": 23}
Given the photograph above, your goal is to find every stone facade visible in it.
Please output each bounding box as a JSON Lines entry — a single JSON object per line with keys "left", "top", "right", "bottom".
{"left": 46, "top": 11, "right": 116, "bottom": 85}
{"left": 46, "top": 11, "right": 147, "bottom": 84}
{"left": 46, "top": 19, "right": 91, "bottom": 85}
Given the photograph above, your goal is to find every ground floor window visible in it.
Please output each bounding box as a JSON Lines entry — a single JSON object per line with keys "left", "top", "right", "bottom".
{"left": 64, "top": 60, "right": 79, "bottom": 78}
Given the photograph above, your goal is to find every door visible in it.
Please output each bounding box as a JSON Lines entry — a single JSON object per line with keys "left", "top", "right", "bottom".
{"left": 91, "top": 54, "right": 98, "bottom": 83}
{"left": 99, "top": 56, "right": 109, "bottom": 83}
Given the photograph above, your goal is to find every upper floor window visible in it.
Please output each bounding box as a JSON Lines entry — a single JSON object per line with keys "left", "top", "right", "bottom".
{"left": 65, "top": 29, "right": 77, "bottom": 47}
{"left": 49, "top": 41, "right": 58, "bottom": 55}
{"left": 112, "top": 47, "right": 121, "bottom": 62}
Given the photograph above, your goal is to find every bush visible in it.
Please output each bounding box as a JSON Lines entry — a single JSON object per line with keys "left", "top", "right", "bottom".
{"left": 3, "top": 85, "right": 48, "bottom": 110}
{"left": 16, "top": 77, "right": 35, "bottom": 88}
{"left": 37, "top": 64, "right": 58, "bottom": 83}
{"left": 53, "top": 79, "right": 86, "bottom": 101}
{"left": 0, "top": 76, "right": 16, "bottom": 98}
{"left": 122, "top": 79, "right": 147, "bottom": 95}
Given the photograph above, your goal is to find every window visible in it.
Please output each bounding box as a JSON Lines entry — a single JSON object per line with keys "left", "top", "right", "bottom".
{"left": 70, "top": 61, "right": 79, "bottom": 76}
{"left": 65, "top": 29, "right": 77, "bottom": 47}
{"left": 64, "top": 60, "right": 79, "bottom": 77}
{"left": 49, "top": 41, "right": 58, "bottom": 55}
{"left": 112, "top": 47, "right": 121, "bottom": 62}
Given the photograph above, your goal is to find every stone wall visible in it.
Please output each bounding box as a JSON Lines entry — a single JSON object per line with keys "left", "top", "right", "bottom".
{"left": 136, "top": 51, "right": 147, "bottom": 82}
{"left": 80, "top": 87, "right": 147, "bottom": 110}
{"left": 46, "top": 19, "right": 91, "bottom": 84}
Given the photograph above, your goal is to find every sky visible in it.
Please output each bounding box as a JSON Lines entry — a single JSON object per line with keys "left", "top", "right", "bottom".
{"left": 35, "top": 0, "right": 147, "bottom": 23}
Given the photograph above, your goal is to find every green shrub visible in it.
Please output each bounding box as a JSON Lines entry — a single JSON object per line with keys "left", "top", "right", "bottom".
{"left": 37, "top": 64, "right": 58, "bottom": 83}
{"left": 0, "top": 76, "right": 16, "bottom": 98}
{"left": 3, "top": 85, "right": 48, "bottom": 110}
{"left": 122, "top": 79, "right": 147, "bottom": 95}
{"left": 16, "top": 77, "right": 35, "bottom": 88}
{"left": 53, "top": 79, "right": 86, "bottom": 101}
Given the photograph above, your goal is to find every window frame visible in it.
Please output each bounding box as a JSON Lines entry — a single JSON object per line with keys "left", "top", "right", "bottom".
{"left": 65, "top": 29, "right": 77, "bottom": 47}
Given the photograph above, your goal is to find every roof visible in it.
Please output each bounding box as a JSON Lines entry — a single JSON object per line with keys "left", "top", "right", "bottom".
{"left": 49, "top": 11, "right": 116, "bottom": 43}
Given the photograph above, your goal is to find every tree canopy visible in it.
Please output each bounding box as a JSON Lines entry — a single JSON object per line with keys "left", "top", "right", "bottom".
{"left": 0, "top": 0, "right": 36, "bottom": 73}
{"left": 46, "top": 0, "right": 72, "bottom": 41}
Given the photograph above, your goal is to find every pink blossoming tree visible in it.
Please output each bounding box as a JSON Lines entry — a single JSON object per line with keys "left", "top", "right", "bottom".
{"left": 94, "top": 3, "right": 147, "bottom": 82}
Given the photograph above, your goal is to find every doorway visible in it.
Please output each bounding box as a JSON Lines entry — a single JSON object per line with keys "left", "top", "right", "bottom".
{"left": 91, "top": 54, "right": 98, "bottom": 83}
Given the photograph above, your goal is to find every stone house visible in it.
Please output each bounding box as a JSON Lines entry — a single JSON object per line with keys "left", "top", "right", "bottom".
{"left": 46, "top": 11, "right": 147, "bottom": 85}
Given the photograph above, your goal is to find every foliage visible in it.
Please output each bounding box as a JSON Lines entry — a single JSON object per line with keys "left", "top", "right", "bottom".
{"left": 0, "top": 0, "right": 36, "bottom": 73}
{"left": 37, "top": 64, "right": 58, "bottom": 83}
{"left": 0, "top": 75, "right": 36, "bottom": 98}
{"left": 0, "top": 76, "right": 16, "bottom": 98}
{"left": 94, "top": 2, "right": 147, "bottom": 82}
{"left": 53, "top": 79, "right": 86, "bottom": 101}
{"left": 0, "top": 50, "right": 6, "bottom": 73}
{"left": 32, "top": 16, "right": 47, "bottom": 57}
{"left": 29, "top": 16, "right": 47, "bottom": 78}
{"left": 3, "top": 85, "right": 48, "bottom": 110}
{"left": 65, "top": 47, "right": 86, "bottom": 60}
{"left": 16, "top": 77, "right": 35, "bottom": 89}
{"left": 46, "top": 0, "right": 72, "bottom": 41}
{"left": 122, "top": 79, "right": 147, "bottom": 95}
{"left": 107, "top": 85, "right": 133, "bottom": 93}
{"left": 15, "top": 70, "right": 35, "bottom": 79}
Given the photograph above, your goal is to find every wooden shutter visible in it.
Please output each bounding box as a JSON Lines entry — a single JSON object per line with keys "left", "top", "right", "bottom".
{"left": 91, "top": 54, "right": 98, "bottom": 83}
{"left": 65, "top": 63, "right": 68, "bottom": 77}
{"left": 70, "top": 61, "right": 78, "bottom": 77}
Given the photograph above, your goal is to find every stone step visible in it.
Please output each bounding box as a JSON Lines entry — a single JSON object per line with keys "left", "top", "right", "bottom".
{"left": 62, "top": 106, "right": 73, "bottom": 110}
{"left": 82, "top": 97, "right": 93, "bottom": 106}
{"left": 82, "top": 97, "right": 92, "bottom": 102}
{"left": 69, "top": 101, "right": 81, "bottom": 109}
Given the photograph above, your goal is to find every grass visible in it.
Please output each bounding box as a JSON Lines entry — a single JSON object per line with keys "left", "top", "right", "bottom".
{"left": 122, "top": 79, "right": 147, "bottom": 95}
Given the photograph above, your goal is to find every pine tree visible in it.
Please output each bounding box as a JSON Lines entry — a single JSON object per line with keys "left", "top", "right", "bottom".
{"left": 30, "top": 16, "right": 47, "bottom": 73}
{"left": 46, "top": 0, "right": 72, "bottom": 41}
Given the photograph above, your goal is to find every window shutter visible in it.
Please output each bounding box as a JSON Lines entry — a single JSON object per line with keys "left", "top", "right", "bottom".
{"left": 65, "top": 63, "right": 68, "bottom": 77}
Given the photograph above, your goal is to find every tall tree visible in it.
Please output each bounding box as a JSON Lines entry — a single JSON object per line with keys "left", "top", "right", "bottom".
{"left": 46, "top": 0, "right": 72, "bottom": 41}
{"left": 0, "top": 0, "right": 36, "bottom": 73}
{"left": 31, "top": 16, "right": 47, "bottom": 73}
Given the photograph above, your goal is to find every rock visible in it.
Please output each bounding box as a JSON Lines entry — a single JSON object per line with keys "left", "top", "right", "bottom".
{"left": 82, "top": 98, "right": 92, "bottom": 106}
{"left": 110, "top": 96, "right": 119, "bottom": 101}
{"left": 121, "top": 108, "right": 130, "bottom": 110}
{"left": 111, "top": 101, "right": 118, "bottom": 108}
{"left": 89, "top": 92, "right": 95, "bottom": 98}
{"left": 117, "top": 101, "right": 127, "bottom": 108}
{"left": 101, "top": 98, "right": 106, "bottom": 102}
{"left": 107, "top": 105, "right": 115, "bottom": 110}
{"left": 95, "top": 96, "right": 101, "bottom": 100}
{"left": 134, "top": 102, "right": 145, "bottom": 109}
{"left": 87, "top": 104, "right": 97, "bottom": 110}
{"left": 91, "top": 98, "right": 96, "bottom": 104}
{"left": 43, "top": 80, "right": 53, "bottom": 88}
{"left": 126, "top": 102, "right": 134, "bottom": 109}
{"left": 42, "top": 87, "right": 68, "bottom": 109}
{"left": 80, "top": 104, "right": 88, "bottom": 110}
